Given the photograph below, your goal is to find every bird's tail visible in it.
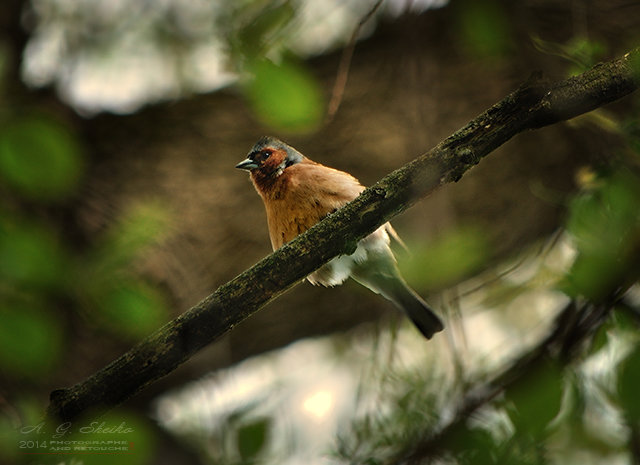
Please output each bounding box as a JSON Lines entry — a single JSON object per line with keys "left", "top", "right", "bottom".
{"left": 387, "top": 282, "right": 444, "bottom": 339}
{"left": 352, "top": 265, "right": 444, "bottom": 339}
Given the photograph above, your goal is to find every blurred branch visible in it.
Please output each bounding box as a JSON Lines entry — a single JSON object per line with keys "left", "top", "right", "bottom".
{"left": 326, "top": 0, "right": 384, "bottom": 122}
{"left": 396, "top": 288, "right": 627, "bottom": 464}
{"left": 46, "top": 47, "right": 640, "bottom": 424}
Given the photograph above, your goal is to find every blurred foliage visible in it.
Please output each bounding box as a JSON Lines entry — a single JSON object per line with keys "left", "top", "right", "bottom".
{"left": 78, "top": 202, "right": 171, "bottom": 339}
{"left": 335, "top": 369, "right": 441, "bottom": 464}
{"left": 0, "top": 303, "right": 64, "bottom": 378}
{"left": 334, "top": 72, "right": 640, "bottom": 465}
{"left": 618, "top": 343, "right": 640, "bottom": 426}
{"left": 0, "top": 396, "right": 44, "bottom": 463}
{"left": 9, "top": 408, "right": 157, "bottom": 465}
{"left": 0, "top": 115, "right": 83, "bottom": 202}
{"left": 224, "top": 1, "right": 323, "bottom": 132}
{"left": 24, "top": 0, "right": 327, "bottom": 130}
{"left": 532, "top": 36, "right": 606, "bottom": 75}
{"left": 244, "top": 57, "right": 323, "bottom": 132}
{"left": 401, "top": 226, "right": 491, "bottom": 290}
{"left": 0, "top": 110, "right": 169, "bottom": 462}
{"left": 0, "top": 214, "right": 68, "bottom": 289}
{"left": 90, "top": 202, "right": 170, "bottom": 270}
{"left": 503, "top": 359, "right": 564, "bottom": 436}
{"left": 334, "top": 308, "right": 639, "bottom": 465}
{"left": 171, "top": 399, "right": 275, "bottom": 465}
{"left": 88, "top": 280, "right": 168, "bottom": 340}
{"left": 66, "top": 410, "right": 156, "bottom": 465}
{"left": 236, "top": 417, "right": 272, "bottom": 464}
{"left": 223, "top": 1, "right": 296, "bottom": 60}
{"left": 562, "top": 168, "right": 640, "bottom": 301}
{"left": 456, "top": 0, "right": 512, "bottom": 58}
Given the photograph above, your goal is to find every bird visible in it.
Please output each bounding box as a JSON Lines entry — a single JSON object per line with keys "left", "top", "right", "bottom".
{"left": 236, "top": 136, "right": 444, "bottom": 339}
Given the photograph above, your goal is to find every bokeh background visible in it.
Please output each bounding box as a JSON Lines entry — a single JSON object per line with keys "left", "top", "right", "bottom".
{"left": 1, "top": 1, "right": 640, "bottom": 464}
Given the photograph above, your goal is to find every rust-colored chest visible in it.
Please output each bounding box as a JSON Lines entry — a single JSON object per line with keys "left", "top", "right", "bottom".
{"left": 250, "top": 163, "right": 364, "bottom": 250}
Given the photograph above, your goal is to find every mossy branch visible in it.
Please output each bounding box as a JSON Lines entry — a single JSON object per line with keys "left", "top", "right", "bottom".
{"left": 46, "top": 48, "right": 640, "bottom": 423}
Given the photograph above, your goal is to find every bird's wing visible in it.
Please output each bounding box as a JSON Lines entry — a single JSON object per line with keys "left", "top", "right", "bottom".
{"left": 384, "top": 223, "right": 410, "bottom": 254}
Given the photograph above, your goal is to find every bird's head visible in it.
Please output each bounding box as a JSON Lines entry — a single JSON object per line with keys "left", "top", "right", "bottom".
{"left": 235, "top": 136, "right": 304, "bottom": 179}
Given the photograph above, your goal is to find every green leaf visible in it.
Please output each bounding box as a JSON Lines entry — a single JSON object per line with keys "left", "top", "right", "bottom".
{"left": 236, "top": 417, "right": 271, "bottom": 462}
{"left": 68, "top": 410, "right": 155, "bottom": 465}
{"left": 77, "top": 203, "right": 169, "bottom": 339}
{"left": 84, "top": 202, "right": 170, "bottom": 286}
{"left": 457, "top": 1, "right": 511, "bottom": 58}
{"left": 0, "top": 215, "right": 68, "bottom": 289}
{"left": 96, "top": 281, "right": 167, "bottom": 340}
{"left": 400, "top": 226, "right": 490, "bottom": 290}
{"left": 504, "top": 359, "right": 564, "bottom": 436}
{"left": 245, "top": 58, "right": 323, "bottom": 132}
{"left": 446, "top": 425, "right": 498, "bottom": 465}
{"left": 532, "top": 36, "right": 606, "bottom": 74}
{"left": 99, "top": 202, "right": 170, "bottom": 264}
{"left": 0, "top": 304, "right": 64, "bottom": 378}
{"left": 618, "top": 344, "right": 640, "bottom": 425}
{"left": 0, "top": 115, "right": 83, "bottom": 201}
{"left": 563, "top": 169, "right": 640, "bottom": 301}
{"left": 629, "top": 50, "right": 640, "bottom": 86}
{"left": 234, "top": 1, "right": 295, "bottom": 58}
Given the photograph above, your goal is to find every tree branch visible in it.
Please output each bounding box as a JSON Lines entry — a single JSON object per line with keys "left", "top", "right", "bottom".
{"left": 326, "top": 0, "right": 384, "bottom": 122}
{"left": 46, "top": 48, "right": 640, "bottom": 423}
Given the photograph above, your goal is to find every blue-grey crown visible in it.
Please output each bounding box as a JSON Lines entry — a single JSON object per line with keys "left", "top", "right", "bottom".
{"left": 249, "top": 136, "right": 304, "bottom": 167}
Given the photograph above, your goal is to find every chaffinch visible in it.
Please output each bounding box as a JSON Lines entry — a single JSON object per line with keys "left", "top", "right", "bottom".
{"left": 236, "top": 136, "right": 444, "bottom": 339}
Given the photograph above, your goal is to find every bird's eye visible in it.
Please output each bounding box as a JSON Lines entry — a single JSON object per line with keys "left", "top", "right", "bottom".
{"left": 263, "top": 150, "right": 272, "bottom": 159}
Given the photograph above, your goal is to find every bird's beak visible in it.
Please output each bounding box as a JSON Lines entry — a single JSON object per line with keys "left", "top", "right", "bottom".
{"left": 235, "top": 158, "right": 258, "bottom": 171}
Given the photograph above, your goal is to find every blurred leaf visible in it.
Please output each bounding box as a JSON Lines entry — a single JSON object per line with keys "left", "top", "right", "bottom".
{"left": 630, "top": 50, "right": 640, "bottom": 86}
{"left": 233, "top": 1, "right": 295, "bottom": 59}
{"left": 504, "top": 359, "right": 564, "bottom": 436}
{"left": 622, "top": 116, "right": 640, "bottom": 155}
{"left": 570, "top": 109, "right": 624, "bottom": 135}
{"left": 618, "top": 344, "right": 640, "bottom": 425}
{"left": 611, "top": 306, "right": 638, "bottom": 332}
{"left": 69, "top": 410, "right": 155, "bottom": 465}
{"left": 0, "top": 304, "right": 63, "bottom": 378}
{"left": 0, "top": 215, "right": 68, "bottom": 289}
{"left": 532, "top": 36, "right": 606, "bottom": 75}
{"left": 236, "top": 417, "right": 271, "bottom": 462}
{"left": 400, "top": 226, "right": 490, "bottom": 290}
{"left": 95, "top": 280, "right": 167, "bottom": 340}
{"left": 0, "top": 415, "right": 21, "bottom": 462}
{"left": 101, "top": 202, "right": 170, "bottom": 263}
{"left": 588, "top": 318, "right": 612, "bottom": 355}
{"left": 1, "top": 397, "right": 47, "bottom": 461}
{"left": 245, "top": 58, "right": 323, "bottom": 132}
{"left": 336, "top": 368, "right": 442, "bottom": 464}
{"left": 0, "top": 115, "right": 83, "bottom": 201}
{"left": 562, "top": 169, "right": 640, "bottom": 301}
{"left": 447, "top": 425, "right": 498, "bottom": 465}
{"left": 457, "top": 1, "right": 511, "bottom": 58}
{"left": 564, "top": 254, "right": 620, "bottom": 302}
{"left": 77, "top": 203, "right": 170, "bottom": 338}
{"left": 86, "top": 202, "right": 170, "bottom": 282}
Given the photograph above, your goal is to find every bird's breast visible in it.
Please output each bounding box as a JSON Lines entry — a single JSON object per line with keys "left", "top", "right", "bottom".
{"left": 264, "top": 192, "right": 326, "bottom": 250}
{"left": 252, "top": 163, "right": 364, "bottom": 250}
